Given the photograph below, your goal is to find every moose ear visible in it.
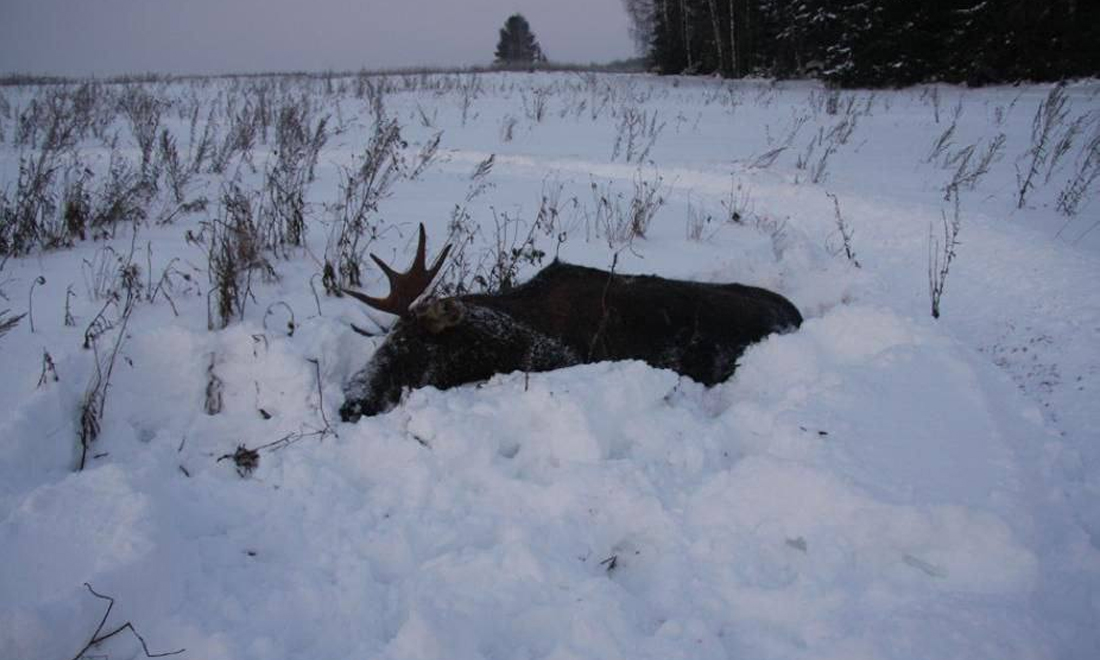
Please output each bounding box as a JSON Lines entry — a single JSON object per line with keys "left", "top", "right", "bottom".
{"left": 416, "top": 299, "right": 466, "bottom": 334}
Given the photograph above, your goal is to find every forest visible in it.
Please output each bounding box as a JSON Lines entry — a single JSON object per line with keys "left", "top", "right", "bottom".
{"left": 624, "top": 0, "right": 1100, "bottom": 86}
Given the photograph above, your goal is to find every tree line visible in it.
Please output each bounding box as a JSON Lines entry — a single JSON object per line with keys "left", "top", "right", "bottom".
{"left": 623, "top": 1, "right": 1099, "bottom": 86}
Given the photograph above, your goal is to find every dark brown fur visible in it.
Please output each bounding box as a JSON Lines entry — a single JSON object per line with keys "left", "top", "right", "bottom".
{"left": 341, "top": 261, "right": 802, "bottom": 420}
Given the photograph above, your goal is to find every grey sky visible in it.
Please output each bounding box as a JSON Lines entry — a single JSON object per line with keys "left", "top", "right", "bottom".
{"left": 0, "top": 0, "right": 635, "bottom": 76}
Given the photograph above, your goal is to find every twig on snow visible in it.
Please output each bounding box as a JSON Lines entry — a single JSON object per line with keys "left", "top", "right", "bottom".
{"left": 69, "top": 583, "right": 184, "bottom": 660}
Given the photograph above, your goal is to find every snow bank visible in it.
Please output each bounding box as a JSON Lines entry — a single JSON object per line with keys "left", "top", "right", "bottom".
{"left": 0, "top": 305, "right": 1060, "bottom": 659}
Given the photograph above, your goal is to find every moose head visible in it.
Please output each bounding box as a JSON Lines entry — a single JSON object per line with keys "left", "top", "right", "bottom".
{"left": 340, "top": 225, "right": 803, "bottom": 420}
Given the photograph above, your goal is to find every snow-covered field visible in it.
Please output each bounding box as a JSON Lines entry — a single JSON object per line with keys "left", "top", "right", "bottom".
{"left": 1, "top": 72, "right": 1098, "bottom": 659}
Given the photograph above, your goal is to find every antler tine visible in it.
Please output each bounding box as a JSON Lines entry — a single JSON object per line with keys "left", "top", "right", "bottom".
{"left": 342, "top": 287, "right": 390, "bottom": 310}
{"left": 369, "top": 253, "right": 400, "bottom": 284}
{"left": 411, "top": 223, "right": 429, "bottom": 272}
{"left": 345, "top": 223, "right": 452, "bottom": 318}
{"left": 426, "top": 243, "right": 453, "bottom": 281}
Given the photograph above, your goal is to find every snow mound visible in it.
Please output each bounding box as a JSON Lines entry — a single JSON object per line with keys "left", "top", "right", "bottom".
{"left": 1, "top": 303, "right": 1055, "bottom": 659}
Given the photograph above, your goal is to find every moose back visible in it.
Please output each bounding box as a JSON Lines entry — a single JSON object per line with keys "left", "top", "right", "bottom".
{"left": 340, "top": 226, "right": 803, "bottom": 420}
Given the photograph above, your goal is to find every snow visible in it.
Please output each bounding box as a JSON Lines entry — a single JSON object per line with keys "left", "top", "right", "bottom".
{"left": 1, "top": 73, "right": 1099, "bottom": 659}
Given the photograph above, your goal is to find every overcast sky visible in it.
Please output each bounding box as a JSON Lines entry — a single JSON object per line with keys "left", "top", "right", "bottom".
{"left": 0, "top": 0, "right": 636, "bottom": 77}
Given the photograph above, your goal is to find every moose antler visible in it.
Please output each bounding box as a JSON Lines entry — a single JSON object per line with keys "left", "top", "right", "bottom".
{"left": 343, "top": 224, "right": 452, "bottom": 317}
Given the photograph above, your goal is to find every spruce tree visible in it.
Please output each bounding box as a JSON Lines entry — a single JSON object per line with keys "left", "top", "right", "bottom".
{"left": 495, "top": 14, "right": 545, "bottom": 65}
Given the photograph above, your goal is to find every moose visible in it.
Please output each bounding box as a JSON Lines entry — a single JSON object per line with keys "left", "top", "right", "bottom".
{"left": 340, "top": 225, "right": 803, "bottom": 420}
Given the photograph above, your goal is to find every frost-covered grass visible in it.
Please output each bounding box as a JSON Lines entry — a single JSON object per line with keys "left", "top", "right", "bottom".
{"left": 1, "top": 72, "right": 1099, "bottom": 659}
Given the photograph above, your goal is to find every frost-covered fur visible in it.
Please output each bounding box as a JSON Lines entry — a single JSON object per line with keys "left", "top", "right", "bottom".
{"left": 341, "top": 305, "right": 581, "bottom": 419}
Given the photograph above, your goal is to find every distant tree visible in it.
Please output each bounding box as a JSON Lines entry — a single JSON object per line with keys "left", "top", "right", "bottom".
{"left": 495, "top": 14, "right": 546, "bottom": 65}
{"left": 622, "top": 0, "right": 657, "bottom": 55}
{"left": 648, "top": 1, "right": 688, "bottom": 74}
